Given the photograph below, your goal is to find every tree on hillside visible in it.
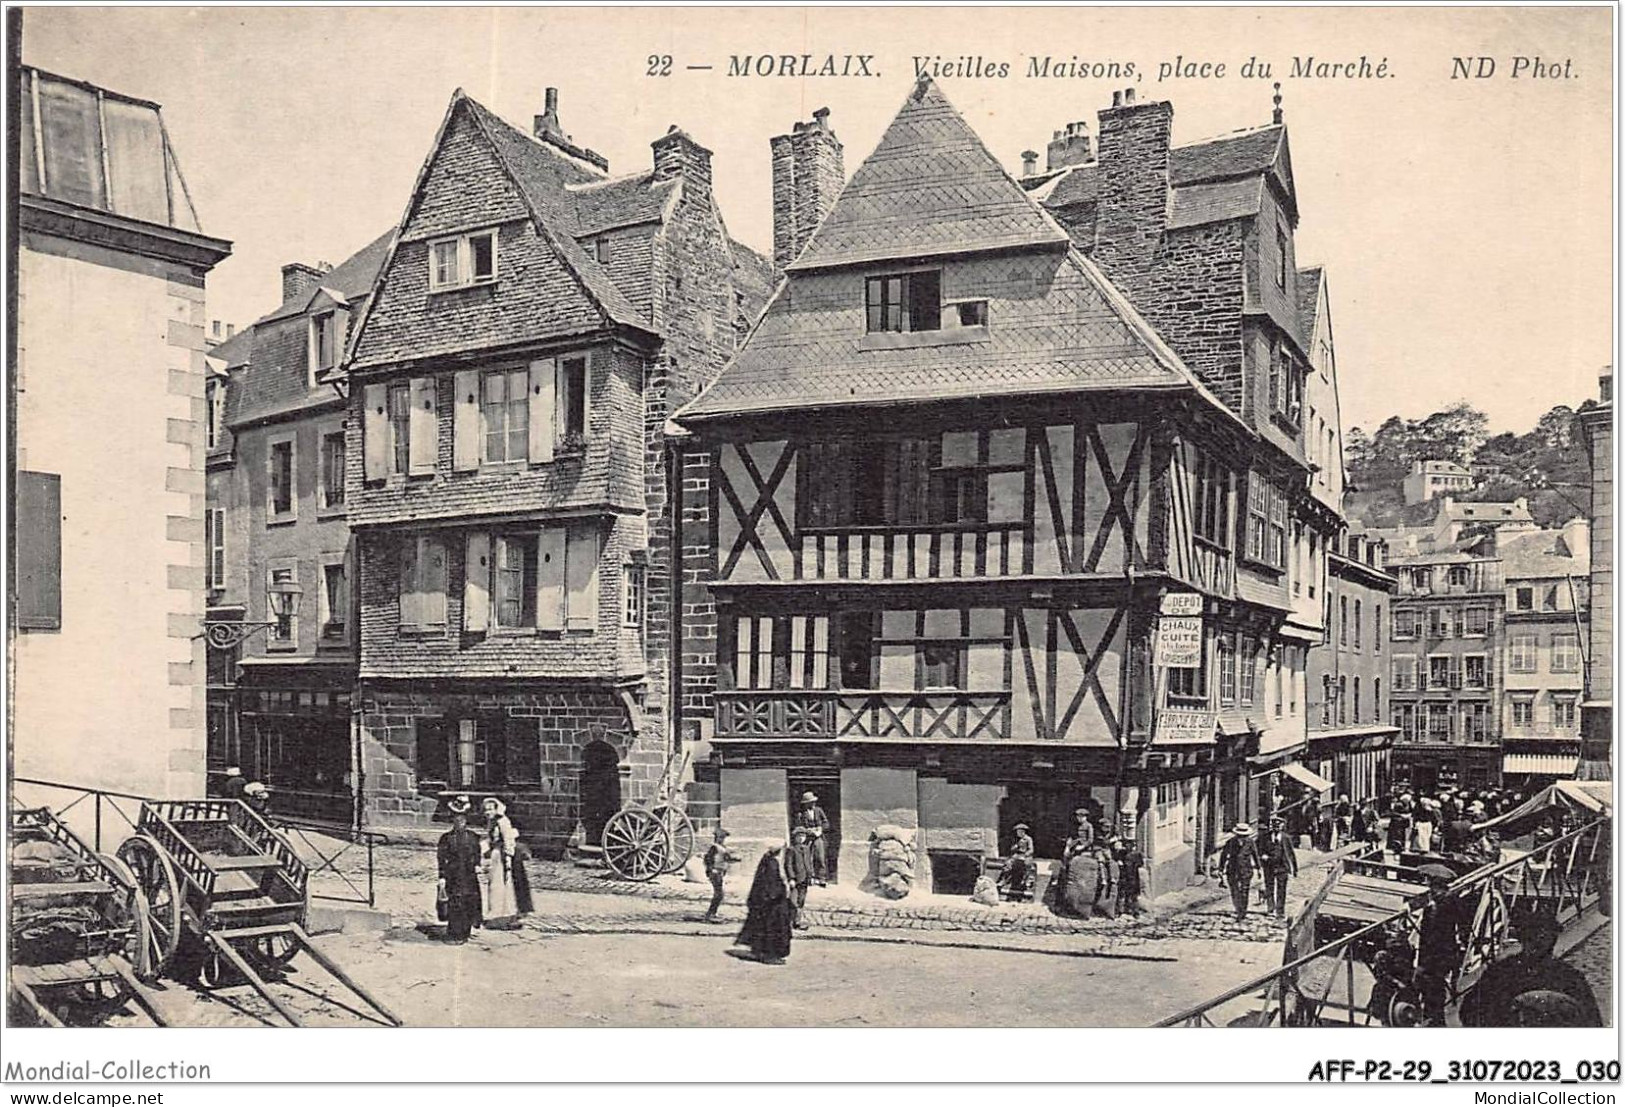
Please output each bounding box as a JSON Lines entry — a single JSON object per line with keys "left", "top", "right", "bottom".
{"left": 1412, "top": 402, "right": 1489, "bottom": 465}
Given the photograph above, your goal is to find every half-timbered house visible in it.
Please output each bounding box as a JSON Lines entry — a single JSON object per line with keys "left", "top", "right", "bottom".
{"left": 675, "top": 78, "right": 1341, "bottom": 898}
{"left": 337, "top": 88, "right": 772, "bottom": 848}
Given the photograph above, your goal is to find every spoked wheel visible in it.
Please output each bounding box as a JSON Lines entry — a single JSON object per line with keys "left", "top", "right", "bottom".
{"left": 99, "top": 851, "right": 154, "bottom": 983}
{"left": 198, "top": 942, "right": 231, "bottom": 991}
{"left": 251, "top": 932, "right": 300, "bottom": 971}
{"left": 601, "top": 807, "right": 671, "bottom": 881}
{"left": 63, "top": 976, "right": 134, "bottom": 1025}
{"left": 115, "top": 836, "right": 181, "bottom": 980}
{"left": 652, "top": 803, "right": 696, "bottom": 875}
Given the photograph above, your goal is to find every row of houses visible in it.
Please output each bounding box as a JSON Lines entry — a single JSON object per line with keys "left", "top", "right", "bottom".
{"left": 194, "top": 76, "right": 1413, "bottom": 898}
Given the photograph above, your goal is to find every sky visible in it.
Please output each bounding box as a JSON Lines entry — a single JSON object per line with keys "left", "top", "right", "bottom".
{"left": 19, "top": 5, "right": 1615, "bottom": 435}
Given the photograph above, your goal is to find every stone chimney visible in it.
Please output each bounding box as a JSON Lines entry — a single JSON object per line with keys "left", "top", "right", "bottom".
{"left": 531, "top": 87, "right": 609, "bottom": 172}
{"left": 652, "top": 126, "right": 713, "bottom": 202}
{"left": 770, "top": 107, "right": 844, "bottom": 269}
{"left": 1021, "top": 150, "right": 1039, "bottom": 177}
{"left": 1092, "top": 89, "right": 1173, "bottom": 293}
{"left": 1562, "top": 517, "right": 1591, "bottom": 562}
{"left": 1045, "top": 121, "right": 1094, "bottom": 172}
{"left": 281, "top": 262, "right": 327, "bottom": 304}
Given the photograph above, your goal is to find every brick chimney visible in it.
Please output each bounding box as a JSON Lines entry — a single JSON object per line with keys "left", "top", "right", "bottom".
{"left": 281, "top": 262, "right": 327, "bottom": 304}
{"left": 652, "top": 126, "right": 713, "bottom": 203}
{"left": 770, "top": 107, "right": 844, "bottom": 268}
{"left": 1045, "top": 121, "right": 1094, "bottom": 172}
{"left": 1092, "top": 89, "right": 1173, "bottom": 292}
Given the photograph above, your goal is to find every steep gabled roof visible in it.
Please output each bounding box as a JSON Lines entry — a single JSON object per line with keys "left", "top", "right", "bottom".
{"left": 1297, "top": 265, "right": 1324, "bottom": 335}
{"left": 1498, "top": 528, "right": 1587, "bottom": 579}
{"left": 260, "top": 229, "right": 393, "bottom": 324}
{"left": 1168, "top": 177, "right": 1264, "bottom": 230}
{"left": 1170, "top": 122, "right": 1295, "bottom": 218}
{"left": 568, "top": 171, "right": 679, "bottom": 236}
{"left": 786, "top": 76, "right": 1068, "bottom": 272}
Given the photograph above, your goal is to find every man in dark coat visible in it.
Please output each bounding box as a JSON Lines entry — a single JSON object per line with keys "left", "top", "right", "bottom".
{"left": 734, "top": 847, "right": 793, "bottom": 963}
{"left": 1415, "top": 867, "right": 1474, "bottom": 1026}
{"left": 795, "top": 792, "right": 831, "bottom": 885}
{"left": 1216, "top": 822, "right": 1263, "bottom": 921}
{"left": 1114, "top": 837, "right": 1146, "bottom": 916}
{"left": 1460, "top": 914, "right": 1602, "bottom": 1027}
{"left": 785, "top": 827, "right": 814, "bottom": 929}
{"left": 1257, "top": 815, "right": 1298, "bottom": 918}
{"left": 436, "top": 796, "right": 483, "bottom": 943}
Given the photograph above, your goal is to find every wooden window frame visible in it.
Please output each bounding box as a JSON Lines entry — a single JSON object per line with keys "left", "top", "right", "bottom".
{"left": 864, "top": 269, "right": 942, "bottom": 335}
{"left": 623, "top": 562, "right": 646, "bottom": 630}
{"left": 318, "top": 555, "right": 349, "bottom": 644}
{"left": 318, "top": 425, "right": 346, "bottom": 514}
{"left": 481, "top": 365, "right": 530, "bottom": 465}
{"left": 266, "top": 434, "right": 296, "bottom": 523}
{"left": 428, "top": 229, "right": 499, "bottom": 292}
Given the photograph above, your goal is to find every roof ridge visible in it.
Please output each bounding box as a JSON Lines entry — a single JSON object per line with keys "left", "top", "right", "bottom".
{"left": 567, "top": 169, "right": 662, "bottom": 192}
{"left": 1175, "top": 121, "right": 1282, "bottom": 152}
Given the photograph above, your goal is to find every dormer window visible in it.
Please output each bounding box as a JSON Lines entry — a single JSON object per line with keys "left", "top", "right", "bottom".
{"left": 866, "top": 270, "right": 941, "bottom": 333}
{"left": 309, "top": 309, "right": 343, "bottom": 385}
{"left": 429, "top": 229, "right": 498, "bottom": 292}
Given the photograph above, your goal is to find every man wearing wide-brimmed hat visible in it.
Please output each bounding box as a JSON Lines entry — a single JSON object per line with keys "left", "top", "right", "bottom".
{"left": 793, "top": 791, "right": 831, "bottom": 885}
{"left": 1216, "top": 821, "right": 1263, "bottom": 921}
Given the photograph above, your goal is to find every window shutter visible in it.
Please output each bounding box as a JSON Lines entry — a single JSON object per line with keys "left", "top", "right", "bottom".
{"left": 536, "top": 527, "right": 567, "bottom": 631}
{"left": 528, "top": 358, "right": 556, "bottom": 463}
{"left": 423, "top": 538, "right": 448, "bottom": 626}
{"left": 453, "top": 369, "right": 481, "bottom": 471}
{"left": 565, "top": 522, "right": 600, "bottom": 632}
{"left": 415, "top": 718, "right": 451, "bottom": 786}
{"left": 363, "top": 383, "right": 388, "bottom": 480}
{"left": 504, "top": 717, "right": 542, "bottom": 784}
{"left": 408, "top": 376, "right": 437, "bottom": 474}
{"left": 399, "top": 539, "right": 420, "bottom": 627}
{"left": 16, "top": 471, "right": 62, "bottom": 630}
{"left": 464, "top": 532, "right": 490, "bottom": 633}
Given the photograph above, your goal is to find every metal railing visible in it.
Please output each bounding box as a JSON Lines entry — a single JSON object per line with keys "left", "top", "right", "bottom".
{"left": 11, "top": 776, "right": 383, "bottom": 907}
{"left": 1153, "top": 817, "right": 1609, "bottom": 1027}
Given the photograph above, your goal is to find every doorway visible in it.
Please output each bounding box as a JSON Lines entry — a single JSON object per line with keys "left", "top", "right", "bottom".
{"left": 997, "top": 783, "right": 1084, "bottom": 859}
{"left": 580, "top": 740, "right": 622, "bottom": 847}
{"left": 786, "top": 774, "right": 839, "bottom": 882}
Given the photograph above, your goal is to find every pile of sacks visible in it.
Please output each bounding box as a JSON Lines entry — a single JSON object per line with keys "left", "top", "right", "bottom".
{"left": 868, "top": 825, "right": 917, "bottom": 899}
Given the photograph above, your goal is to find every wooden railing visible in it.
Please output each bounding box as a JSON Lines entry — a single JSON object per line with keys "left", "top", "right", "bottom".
{"left": 798, "top": 523, "right": 1027, "bottom": 581}
{"left": 714, "top": 689, "right": 1011, "bottom": 742}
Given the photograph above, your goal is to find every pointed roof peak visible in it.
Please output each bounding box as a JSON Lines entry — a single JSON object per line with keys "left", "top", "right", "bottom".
{"left": 786, "top": 77, "right": 1067, "bottom": 272}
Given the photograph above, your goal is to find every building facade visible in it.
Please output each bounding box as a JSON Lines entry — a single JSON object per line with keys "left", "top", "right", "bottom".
{"left": 12, "top": 67, "right": 230, "bottom": 815}
{"left": 1305, "top": 527, "right": 1397, "bottom": 803}
{"left": 203, "top": 241, "right": 388, "bottom": 826}
{"left": 1386, "top": 544, "right": 1504, "bottom": 790}
{"left": 1497, "top": 524, "right": 1589, "bottom": 786}
{"left": 339, "top": 89, "right": 772, "bottom": 848}
{"left": 1402, "top": 459, "right": 1474, "bottom": 505}
{"left": 677, "top": 80, "right": 1343, "bottom": 899}
{"left": 1576, "top": 367, "right": 1612, "bottom": 778}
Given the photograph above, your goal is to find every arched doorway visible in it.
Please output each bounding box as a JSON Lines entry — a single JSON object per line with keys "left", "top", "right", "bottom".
{"left": 580, "top": 740, "right": 623, "bottom": 846}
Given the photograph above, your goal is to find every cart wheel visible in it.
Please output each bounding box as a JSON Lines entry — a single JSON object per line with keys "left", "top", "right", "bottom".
{"left": 116, "top": 835, "right": 181, "bottom": 978}
{"left": 198, "top": 944, "right": 230, "bottom": 991}
{"left": 252, "top": 932, "right": 300, "bottom": 969}
{"left": 652, "top": 804, "right": 696, "bottom": 874}
{"left": 99, "top": 851, "right": 155, "bottom": 982}
{"left": 601, "top": 808, "right": 671, "bottom": 881}
{"left": 65, "top": 977, "right": 133, "bottom": 1025}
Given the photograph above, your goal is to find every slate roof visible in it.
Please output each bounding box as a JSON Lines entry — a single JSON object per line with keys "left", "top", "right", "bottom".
{"left": 1170, "top": 125, "right": 1286, "bottom": 186}
{"left": 208, "top": 326, "right": 253, "bottom": 370}
{"left": 1297, "top": 265, "right": 1324, "bottom": 335}
{"left": 568, "top": 172, "right": 678, "bottom": 235}
{"left": 786, "top": 77, "right": 1069, "bottom": 272}
{"left": 260, "top": 229, "right": 393, "bottom": 324}
{"left": 1497, "top": 529, "right": 1586, "bottom": 579}
{"left": 1025, "top": 163, "right": 1098, "bottom": 209}
{"left": 1167, "top": 177, "right": 1265, "bottom": 230}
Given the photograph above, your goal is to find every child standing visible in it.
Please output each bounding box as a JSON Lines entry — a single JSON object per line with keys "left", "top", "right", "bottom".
{"left": 702, "top": 827, "right": 738, "bottom": 922}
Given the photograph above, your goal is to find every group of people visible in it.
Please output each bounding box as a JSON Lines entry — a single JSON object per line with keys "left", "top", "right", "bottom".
{"left": 435, "top": 794, "right": 536, "bottom": 943}
{"left": 1213, "top": 816, "right": 1299, "bottom": 921}
{"left": 1051, "top": 809, "right": 1147, "bottom": 919}
{"left": 1280, "top": 784, "right": 1519, "bottom": 861}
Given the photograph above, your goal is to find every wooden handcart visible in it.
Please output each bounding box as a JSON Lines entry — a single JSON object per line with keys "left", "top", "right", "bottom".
{"left": 600, "top": 750, "right": 696, "bottom": 881}
{"left": 116, "top": 799, "right": 400, "bottom": 1027}
{"left": 9, "top": 806, "right": 167, "bottom": 1026}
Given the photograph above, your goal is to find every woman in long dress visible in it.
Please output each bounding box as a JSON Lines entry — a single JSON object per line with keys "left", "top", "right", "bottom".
{"left": 734, "top": 846, "right": 793, "bottom": 963}
{"left": 481, "top": 797, "right": 522, "bottom": 929}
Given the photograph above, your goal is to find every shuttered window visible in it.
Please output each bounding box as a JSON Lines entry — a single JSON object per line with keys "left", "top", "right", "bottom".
{"left": 15, "top": 471, "right": 62, "bottom": 630}
{"left": 399, "top": 536, "right": 448, "bottom": 630}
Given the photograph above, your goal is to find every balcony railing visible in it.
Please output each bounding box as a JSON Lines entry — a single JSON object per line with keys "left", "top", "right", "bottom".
{"left": 798, "top": 523, "right": 1026, "bottom": 581}
{"left": 714, "top": 688, "right": 1011, "bottom": 742}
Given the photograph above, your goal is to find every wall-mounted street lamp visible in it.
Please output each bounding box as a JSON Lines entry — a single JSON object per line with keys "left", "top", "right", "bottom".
{"left": 201, "top": 578, "right": 304, "bottom": 650}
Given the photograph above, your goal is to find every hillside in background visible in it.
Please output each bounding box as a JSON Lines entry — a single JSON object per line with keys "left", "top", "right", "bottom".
{"left": 1345, "top": 400, "right": 1597, "bottom": 530}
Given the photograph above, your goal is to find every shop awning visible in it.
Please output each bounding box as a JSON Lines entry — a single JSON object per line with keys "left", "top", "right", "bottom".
{"left": 1477, "top": 779, "right": 1610, "bottom": 831}
{"left": 1279, "top": 761, "right": 1334, "bottom": 793}
{"left": 1502, "top": 754, "right": 1580, "bottom": 777}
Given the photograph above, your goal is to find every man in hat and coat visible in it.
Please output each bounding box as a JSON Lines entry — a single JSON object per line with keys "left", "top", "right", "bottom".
{"left": 785, "top": 826, "right": 814, "bottom": 928}
{"left": 1257, "top": 815, "right": 1298, "bottom": 918}
{"left": 1114, "top": 835, "right": 1147, "bottom": 917}
{"left": 436, "top": 796, "right": 483, "bottom": 943}
{"left": 795, "top": 792, "right": 831, "bottom": 885}
{"left": 222, "top": 766, "right": 246, "bottom": 802}
{"left": 1216, "top": 822, "right": 1264, "bottom": 921}
{"left": 1415, "top": 864, "right": 1473, "bottom": 1026}
{"left": 702, "top": 827, "right": 738, "bottom": 923}
{"left": 998, "top": 823, "right": 1037, "bottom": 901}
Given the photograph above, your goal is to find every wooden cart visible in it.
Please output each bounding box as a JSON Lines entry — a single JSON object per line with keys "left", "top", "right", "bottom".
{"left": 8, "top": 806, "right": 166, "bottom": 1026}
{"left": 116, "top": 799, "right": 400, "bottom": 1027}
{"left": 600, "top": 751, "right": 696, "bottom": 881}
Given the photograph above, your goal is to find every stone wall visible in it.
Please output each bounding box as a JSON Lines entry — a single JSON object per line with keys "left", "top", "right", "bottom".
{"left": 838, "top": 767, "right": 919, "bottom": 890}
{"left": 358, "top": 681, "right": 663, "bottom": 852}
